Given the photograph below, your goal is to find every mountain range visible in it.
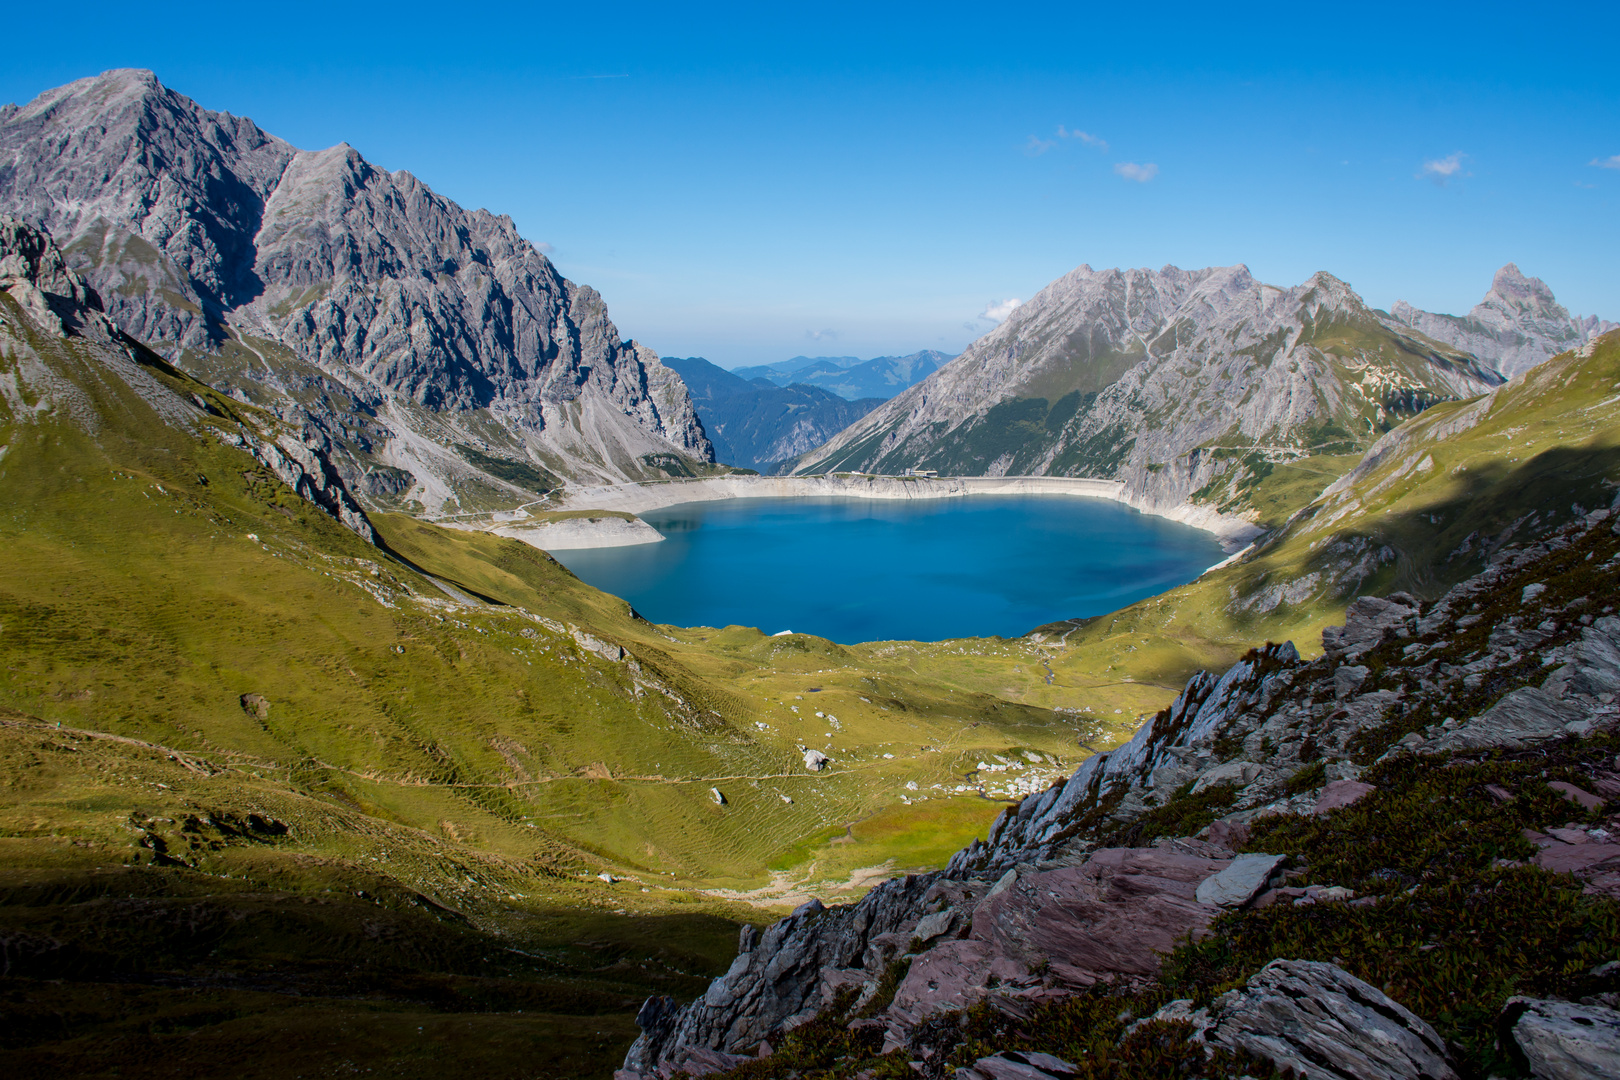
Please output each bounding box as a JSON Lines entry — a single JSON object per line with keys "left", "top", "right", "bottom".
{"left": 660, "top": 357, "right": 884, "bottom": 471}
{"left": 792, "top": 262, "right": 1611, "bottom": 532}
{"left": 0, "top": 69, "right": 716, "bottom": 518}
{"left": 6, "top": 65, "right": 1620, "bottom": 1080}
{"left": 732, "top": 350, "right": 952, "bottom": 401}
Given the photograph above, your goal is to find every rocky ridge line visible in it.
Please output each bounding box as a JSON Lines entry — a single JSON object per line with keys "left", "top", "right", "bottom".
{"left": 792, "top": 264, "right": 1505, "bottom": 526}
{"left": 0, "top": 69, "right": 713, "bottom": 511}
{"left": 1387, "top": 263, "right": 1617, "bottom": 380}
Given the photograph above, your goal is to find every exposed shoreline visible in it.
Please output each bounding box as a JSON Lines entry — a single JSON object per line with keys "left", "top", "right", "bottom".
{"left": 473, "top": 474, "right": 1262, "bottom": 552}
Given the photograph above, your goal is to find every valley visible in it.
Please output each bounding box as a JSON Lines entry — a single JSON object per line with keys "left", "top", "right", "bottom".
{"left": 2, "top": 60, "right": 1618, "bottom": 1080}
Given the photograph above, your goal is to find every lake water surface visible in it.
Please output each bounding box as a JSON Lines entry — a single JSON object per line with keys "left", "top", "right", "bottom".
{"left": 551, "top": 496, "right": 1227, "bottom": 644}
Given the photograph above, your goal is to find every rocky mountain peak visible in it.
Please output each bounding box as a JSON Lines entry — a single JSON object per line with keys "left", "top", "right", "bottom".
{"left": 0, "top": 70, "right": 714, "bottom": 511}
{"left": 794, "top": 261, "right": 1498, "bottom": 528}
{"left": 1386, "top": 263, "right": 1613, "bottom": 379}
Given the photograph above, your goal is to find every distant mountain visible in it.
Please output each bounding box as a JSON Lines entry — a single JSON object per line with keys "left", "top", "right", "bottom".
{"left": 792, "top": 264, "right": 1503, "bottom": 526}
{"left": 0, "top": 69, "right": 714, "bottom": 516}
{"left": 733, "top": 355, "right": 865, "bottom": 380}
{"left": 1386, "top": 263, "right": 1617, "bottom": 379}
{"left": 662, "top": 357, "right": 884, "bottom": 471}
{"left": 733, "top": 349, "right": 953, "bottom": 400}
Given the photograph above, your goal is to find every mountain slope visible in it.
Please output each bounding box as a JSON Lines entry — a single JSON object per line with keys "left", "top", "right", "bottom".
{"left": 0, "top": 69, "right": 714, "bottom": 516}
{"left": 0, "top": 218, "right": 1109, "bottom": 896}
{"left": 1387, "top": 263, "right": 1617, "bottom": 379}
{"left": 1026, "top": 329, "right": 1620, "bottom": 710}
{"left": 663, "top": 356, "right": 884, "bottom": 471}
{"left": 734, "top": 350, "right": 953, "bottom": 401}
{"left": 792, "top": 265, "right": 1502, "bottom": 530}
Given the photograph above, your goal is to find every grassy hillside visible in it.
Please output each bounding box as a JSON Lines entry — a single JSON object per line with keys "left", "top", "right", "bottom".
{"left": 0, "top": 278, "right": 1150, "bottom": 1074}
{"left": 1031, "top": 330, "right": 1620, "bottom": 691}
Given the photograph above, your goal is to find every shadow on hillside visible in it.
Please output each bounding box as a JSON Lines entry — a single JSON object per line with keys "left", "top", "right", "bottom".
{"left": 1296, "top": 441, "right": 1620, "bottom": 601}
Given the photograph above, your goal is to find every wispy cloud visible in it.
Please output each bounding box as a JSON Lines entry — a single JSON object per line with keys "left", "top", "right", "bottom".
{"left": 1114, "top": 162, "right": 1158, "bottom": 183}
{"left": 1419, "top": 152, "right": 1467, "bottom": 185}
{"left": 535, "top": 241, "right": 555, "bottom": 254}
{"left": 1057, "top": 125, "right": 1109, "bottom": 152}
{"left": 980, "top": 299, "right": 1022, "bottom": 323}
{"left": 805, "top": 328, "right": 837, "bottom": 342}
{"left": 1024, "top": 134, "right": 1056, "bottom": 157}
{"left": 1591, "top": 155, "right": 1620, "bottom": 170}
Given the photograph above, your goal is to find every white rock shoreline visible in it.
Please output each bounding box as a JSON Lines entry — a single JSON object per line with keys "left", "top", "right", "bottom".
{"left": 468, "top": 474, "right": 1262, "bottom": 552}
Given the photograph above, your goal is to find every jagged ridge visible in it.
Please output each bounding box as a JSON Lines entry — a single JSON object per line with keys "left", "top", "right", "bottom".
{"left": 0, "top": 69, "right": 714, "bottom": 514}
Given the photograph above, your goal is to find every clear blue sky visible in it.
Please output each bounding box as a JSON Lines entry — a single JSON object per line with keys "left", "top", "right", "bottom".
{"left": 4, "top": 2, "right": 1616, "bottom": 367}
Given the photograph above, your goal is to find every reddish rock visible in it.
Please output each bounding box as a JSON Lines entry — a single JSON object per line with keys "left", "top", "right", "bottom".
{"left": 1550, "top": 781, "right": 1606, "bottom": 812}
{"left": 1547, "top": 827, "right": 1593, "bottom": 845}
{"left": 1534, "top": 841, "right": 1620, "bottom": 876}
{"left": 1206, "top": 817, "right": 1250, "bottom": 850}
{"left": 887, "top": 848, "right": 1228, "bottom": 1027}
{"left": 1313, "top": 779, "right": 1376, "bottom": 814}
{"left": 1485, "top": 784, "right": 1514, "bottom": 803}
{"left": 1253, "top": 886, "right": 1310, "bottom": 909}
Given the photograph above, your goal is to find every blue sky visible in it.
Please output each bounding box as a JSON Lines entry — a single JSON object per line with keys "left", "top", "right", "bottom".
{"left": 4, "top": 2, "right": 1617, "bottom": 367}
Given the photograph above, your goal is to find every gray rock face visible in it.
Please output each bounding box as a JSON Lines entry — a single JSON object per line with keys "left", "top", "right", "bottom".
{"left": 1503, "top": 997, "right": 1620, "bottom": 1080}
{"left": 0, "top": 70, "right": 713, "bottom": 511}
{"left": 793, "top": 264, "right": 1502, "bottom": 521}
{"left": 0, "top": 216, "right": 373, "bottom": 541}
{"left": 1388, "top": 264, "right": 1617, "bottom": 379}
{"left": 955, "top": 1050, "right": 1081, "bottom": 1079}
{"left": 1194, "top": 853, "right": 1285, "bottom": 908}
{"left": 1184, "top": 959, "right": 1458, "bottom": 1080}
{"left": 620, "top": 872, "right": 947, "bottom": 1074}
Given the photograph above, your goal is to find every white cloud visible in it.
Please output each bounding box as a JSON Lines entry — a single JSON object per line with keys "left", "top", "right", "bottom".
{"left": 1114, "top": 162, "right": 1158, "bottom": 183}
{"left": 1419, "top": 152, "right": 1467, "bottom": 184}
{"left": 1057, "top": 125, "right": 1108, "bottom": 152}
{"left": 980, "top": 298, "right": 1022, "bottom": 323}
{"left": 1024, "top": 134, "right": 1056, "bottom": 157}
{"left": 805, "top": 328, "right": 837, "bottom": 341}
{"left": 535, "top": 241, "right": 555, "bottom": 254}
{"left": 1591, "top": 155, "right": 1620, "bottom": 170}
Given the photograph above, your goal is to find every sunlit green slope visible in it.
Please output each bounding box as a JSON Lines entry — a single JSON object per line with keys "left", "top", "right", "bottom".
{"left": 1033, "top": 330, "right": 1620, "bottom": 689}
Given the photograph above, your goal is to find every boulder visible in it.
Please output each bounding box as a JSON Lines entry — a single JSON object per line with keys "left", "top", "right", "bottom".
{"left": 1334, "top": 664, "right": 1370, "bottom": 698}
{"left": 914, "top": 908, "right": 956, "bottom": 942}
{"left": 1322, "top": 595, "right": 1419, "bottom": 661}
{"left": 1314, "top": 779, "right": 1375, "bottom": 814}
{"left": 1194, "top": 853, "right": 1285, "bottom": 908}
{"left": 1182, "top": 959, "right": 1457, "bottom": 1079}
{"left": 803, "top": 748, "right": 829, "bottom": 771}
{"left": 1191, "top": 760, "right": 1263, "bottom": 794}
{"left": 1503, "top": 997, "right": 1620, "bottom": 1080}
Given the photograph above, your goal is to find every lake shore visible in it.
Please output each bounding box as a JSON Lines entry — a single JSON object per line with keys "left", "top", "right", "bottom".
{"left": 469, "top": 474, "right": 1263, "bottom": 552}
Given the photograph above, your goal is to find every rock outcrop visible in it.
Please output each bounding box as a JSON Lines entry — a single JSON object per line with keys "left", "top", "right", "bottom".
{"left": 1502, "top": 997, "right": 1620, "bottom": 1079}
{"left": 1387, "top": 264, "right": 1617, "bottom": 379}
{"left": 1153, "top": 959, "right": 1458, "bottom": 1080}
{"left": 792, "top": 264, "right": 1503, "bottom": 524}
{"left": 621, "top": 507, "right": 1620, "bottom": 1079}
{"left": 0, "top": 215, "right": 375, "bottom": 542}
{"left": 0, "top": 69, "right": 713, "bottom": 512}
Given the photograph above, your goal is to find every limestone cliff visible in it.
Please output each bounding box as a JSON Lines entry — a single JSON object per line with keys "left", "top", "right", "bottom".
{"left": 792, "top": 265, "right": 1503, "bottom": 525}
{"left": 1387, "top": 263, "right": 1617, "bottom": 379}
{"left": 0, "top": 216, "right": 375, "bottom": 542}
{"left": 0, "top": 69, "right": 713, "bottom": 514}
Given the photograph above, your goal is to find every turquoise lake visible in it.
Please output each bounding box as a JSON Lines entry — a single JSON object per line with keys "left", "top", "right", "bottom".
{"left": 550, "top": 496, "right": 1227, "bottom": 644}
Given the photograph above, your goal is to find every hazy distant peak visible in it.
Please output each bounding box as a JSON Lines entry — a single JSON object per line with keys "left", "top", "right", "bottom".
{"left": 1387, "top": 263, "right": 1610, "bottom": 378}
{"left": 1484, "top": 262, "right": 1562, "bottom": 313}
